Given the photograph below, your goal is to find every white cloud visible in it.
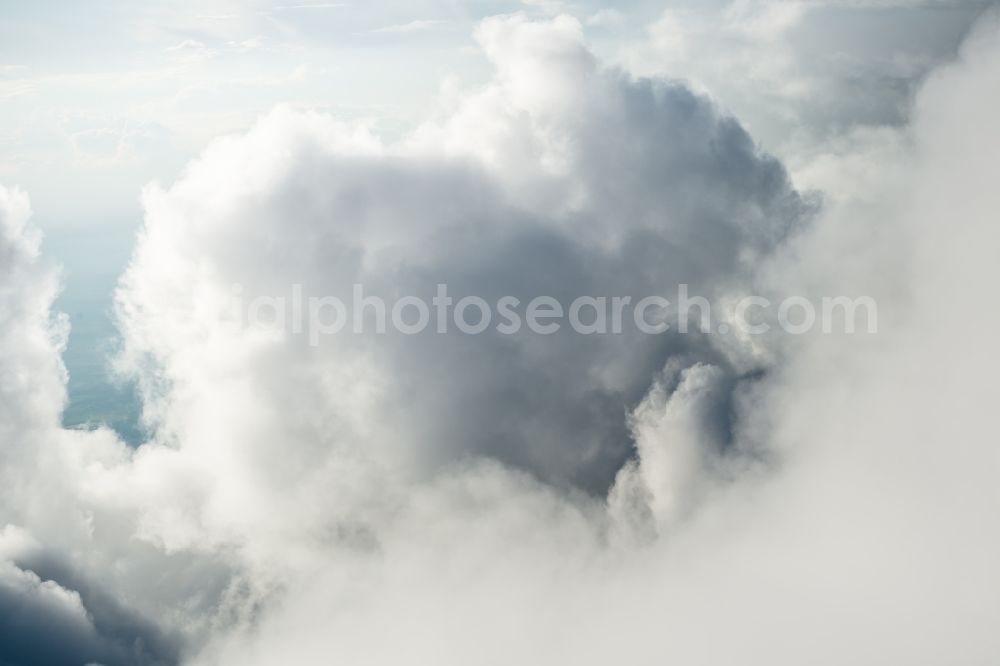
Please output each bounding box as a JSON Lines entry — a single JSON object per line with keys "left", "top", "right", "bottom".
{"left": 1, "top": 8, "right": 1000, "bottom": 666}
{"left": 620, "top": 0, "right": 985, "bottom": 161}
{"left": 165, "top": 39, "right": 217, "bottom": 60}
{"left": 273, "top": 3, "right": 346, "bottom": 8}
{"left": 584, "top": 8, "right": 626, "bottom": 27}
{"left": 369, "top": 19, "right": 448, "bottom": 35}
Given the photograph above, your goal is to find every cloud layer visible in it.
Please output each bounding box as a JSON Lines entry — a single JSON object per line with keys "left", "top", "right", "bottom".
{"left": 1, "top": 9, "right": 999, "bottom": 666}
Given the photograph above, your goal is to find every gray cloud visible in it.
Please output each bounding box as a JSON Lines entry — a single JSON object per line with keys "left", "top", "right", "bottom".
{"left": 1, "top": 7, "right": 1000, "bottom": 666}
{"left": 115, "top": 14, "right": 812, "bottom": 497}
{"left": 0, "top": 554, "right": 178, "bottom": 666}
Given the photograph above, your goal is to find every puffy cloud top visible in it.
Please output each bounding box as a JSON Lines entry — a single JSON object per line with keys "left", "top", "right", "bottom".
{"left": 1, "top": 10, "right": 999, "bottom": 666}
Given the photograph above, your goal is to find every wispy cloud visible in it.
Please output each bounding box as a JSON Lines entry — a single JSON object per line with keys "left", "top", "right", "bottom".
{"left": 370, "top": 19, "right": 447, "bottom": 35}
{"left": 273, "top": 3, "right": 346, "bottom": 9}
{"left": 225, "top": 38, "right": 264, "bottom": 52}
{"left": 586, "top": 9, "right": 625, "bottom": 28}
{"left": 164, "top": 39, "right": 216, "bottom": 60}
{"left": 0, "top": 80, "right": 37, "bottom": 99}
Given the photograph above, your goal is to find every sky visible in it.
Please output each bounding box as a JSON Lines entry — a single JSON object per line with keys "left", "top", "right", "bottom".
{"left": 1, "top": 1, "right": 1000, "bottom": 665}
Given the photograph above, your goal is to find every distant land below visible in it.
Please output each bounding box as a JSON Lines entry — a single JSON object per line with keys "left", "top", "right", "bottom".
{"left": 56, "top": 270, "right": 144, "bottom": 446}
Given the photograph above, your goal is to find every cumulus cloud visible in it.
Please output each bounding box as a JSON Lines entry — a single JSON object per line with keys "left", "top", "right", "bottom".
{"left": 0, "top": 191, "right": 191, "bottom": 665}
{"left": 1, "top": 8, "right": 999, "bottom": 666}
{"left": 116, "top": 12, "right": 810, "bottom": 504}
{"left": 620, "top": 0, "right": 987, "bottom": 159}
{"left": 0, "top": 527, "right": 180, "bottom": 666}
